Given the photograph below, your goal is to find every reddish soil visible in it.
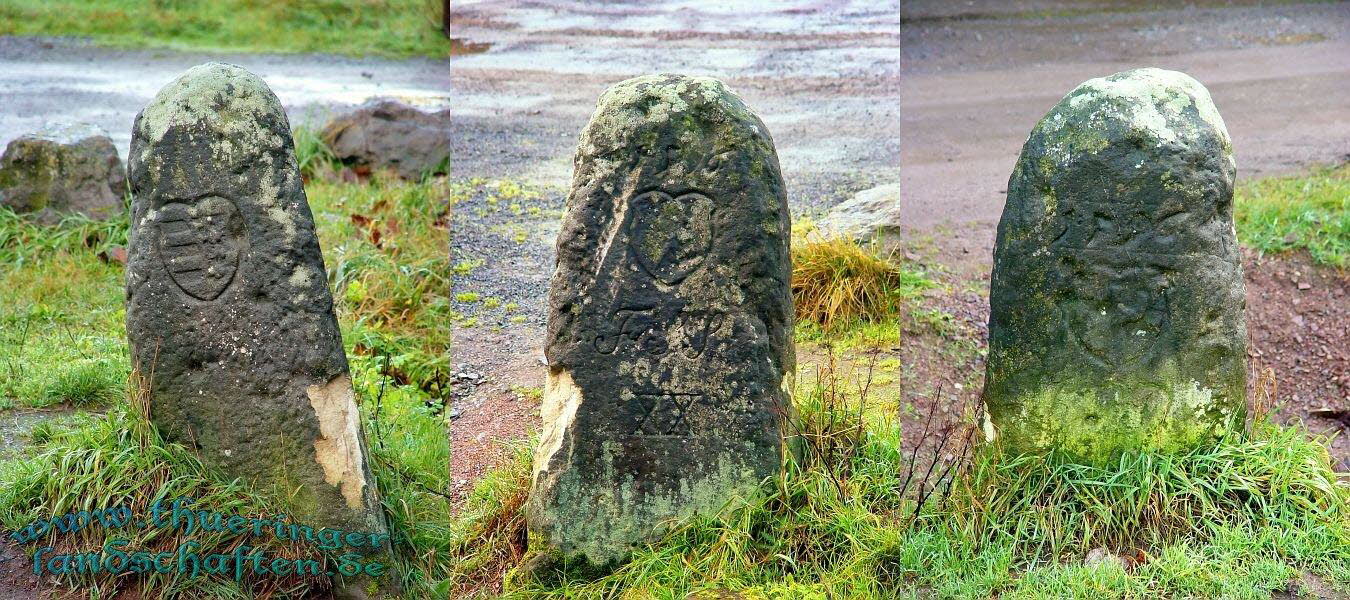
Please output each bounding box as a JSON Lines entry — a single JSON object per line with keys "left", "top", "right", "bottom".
{"left": 449, "top": 326, "right": 543, "bottom": 504}
{"left": 1245, "top": 252, "right": 1349, "bottom": 471}
{"left": 0, "top": 539, "right": 41, "bottom": 600}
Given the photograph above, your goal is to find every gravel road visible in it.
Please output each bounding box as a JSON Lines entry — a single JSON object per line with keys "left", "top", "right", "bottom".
{"left": 451, "top": 0, "right": 903, "bottom": 205}
{"left": 0, "top": 36, "right": 454, "bottom": 158}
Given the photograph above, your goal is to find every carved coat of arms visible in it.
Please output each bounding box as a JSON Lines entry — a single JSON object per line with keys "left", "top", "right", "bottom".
{"left": 155, "top": 195, "right": 245, "bottom": 301}
{"left": 1060, "top": 264, "right": 1171, "bottom": 367}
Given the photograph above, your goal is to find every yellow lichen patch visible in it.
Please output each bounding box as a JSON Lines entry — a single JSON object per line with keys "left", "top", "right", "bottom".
{"left": 288, "top": 264, "right": 314, "bottom": 289}
{"left": 137, "top": 62, "right": 287, "bottom": 162}
{"left": 306, "top": 373, "right": 369, "bottom": 510}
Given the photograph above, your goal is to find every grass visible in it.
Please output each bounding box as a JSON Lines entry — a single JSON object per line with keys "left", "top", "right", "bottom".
{"left": 0, "top": 0, "right": 448, "bottom": 58}
{"left": 0, "top": 374, "right": 326, "bottom": 598}
{"left": 792, "top": 236, "right": 937, "bottom": 333}
{"left": 443, "top": 374, "right": 1349, "bottom": 599}
{"left": 0, "top": 132, "right": 456, "bottom": 596}
{"left": 0, "top": 128, "right": 451, "bottom": 409}
{"left": 1, "top": 363, "right": 455, "bottom": 597}
{"left": 1234, "top": 163, "right": 1348, "bottom": 267}
{"left": 310, "top": 171, "right": 453, "bottom": 392}
{"left": 0, "top": 210, "right": 128, "bottom": 411}
{"left": 439, "top": 167, "right": 1348, "bottom": 597}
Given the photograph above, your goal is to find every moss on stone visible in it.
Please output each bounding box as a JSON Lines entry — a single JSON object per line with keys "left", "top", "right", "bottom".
{"left": 996, "top": 371, "right": 1243, "bottom": 464}
{"left": 530, "top": 71, "right": 790, "bottom": 579}
{"left": 532, "top": 438, "right": 764, "bottom": 569}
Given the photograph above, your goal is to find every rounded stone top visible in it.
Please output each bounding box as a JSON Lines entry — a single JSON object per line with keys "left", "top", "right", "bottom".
{"left": 135, "top": 62, "right": 288, "bottom": 153}
{"left": 596, "top": 73, "right": 737, "bottom": 113}
{"left": 1031, "top": 67, "right": 1233, "bottom": 172}
{"left": 578, "top": 73, "right": 765, "bottom": 158}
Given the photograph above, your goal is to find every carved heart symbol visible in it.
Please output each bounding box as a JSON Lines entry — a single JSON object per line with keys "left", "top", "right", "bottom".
{"left": 628, "top": 191, "right": 715, "bottom": 285}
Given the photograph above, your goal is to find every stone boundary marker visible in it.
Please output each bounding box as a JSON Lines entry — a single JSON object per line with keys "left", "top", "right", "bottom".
{"left": 124, "top": 63, "right": 389, "bottom": 595}
{"left": 985, "top": 68, "right": 1247, "bottom": 463}
{"left": 527, "top": 74, "right": 794, "bottom": 576}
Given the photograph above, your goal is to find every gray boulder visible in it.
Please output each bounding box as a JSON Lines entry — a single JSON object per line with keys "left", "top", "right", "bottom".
{"left": 985, "top": 68, "right": 1246, "bottom": 463}
{"left": 125, "top": 63, "right": 389, "bottom": 562}
{"left": 0, "top": 123, "right": 126, "bottom": 222}
{"left": 816, "top": 182, "right": 902, "bottom": 239}
{"left": 527, "top": 74, "right": 794, "bottom": 575}
{"left": 320, "top": 99, "right": 451, "bottom": 179}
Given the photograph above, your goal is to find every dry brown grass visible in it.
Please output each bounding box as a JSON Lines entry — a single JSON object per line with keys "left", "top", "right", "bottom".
{"left": 791, "top": 237, "right": 931, "bottom": 331}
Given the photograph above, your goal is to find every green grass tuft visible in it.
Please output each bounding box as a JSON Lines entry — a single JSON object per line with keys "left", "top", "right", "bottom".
{"left": 293, "top": 124, "right": 340, "bottom": 178}
{"left": 1235, "top": 163, "right": 1348, "bottom": 267}
{"left": 0, "top": 373, "right": 326, "bottom": 598}
{"left": 310, "top": 170, "right": 452, "bottom": 393}
{"left": 0, "top": 207, "right": 128, "bottom": 410}
{"left": 41, "top": 360, "right": 123, "bottom": 407}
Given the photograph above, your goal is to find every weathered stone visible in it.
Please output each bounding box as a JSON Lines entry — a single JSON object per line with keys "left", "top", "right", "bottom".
{"left": 0, "top": 123, "right": 126, "bottom": 223}
{"left": 320, "top": 99, "right": 451, "bottom": 179}
{"left": 816, "top": 182, "right": 903, "bottom": 239}
{"left": 528, "top": 74, "right": 794, "bottom": 573}
{"left": 985, "top": 68, "right": 1246, "bottom": 463}
{"left": 125, "top": 64, "right": 387, "bottom": 544}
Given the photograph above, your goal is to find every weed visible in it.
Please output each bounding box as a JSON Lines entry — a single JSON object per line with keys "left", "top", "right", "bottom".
{"left": 311, "top": 169, "right": 451, "bottom": 393}
{"left": 293, "top": 124, "right": 339, "bottom": 178}
{"left": 909, "top": 307, "right": 958, "bottom": 338}
{"left": 0, "top": 372, "right": 326, "bottom": 597}
{"left": 0, "top": 208, "right": 128, "bottom": 409}
{"left": 42, "top": 360, "right": 122, "bottom": 407}
{"left": 453, "top": 260, "right": 482, "bottom": 276}
{"left": 442, "top": 445, "right": 532, "bottom": 597}
{"left": 511, "top": 386, "right": 542, "bottom": 404}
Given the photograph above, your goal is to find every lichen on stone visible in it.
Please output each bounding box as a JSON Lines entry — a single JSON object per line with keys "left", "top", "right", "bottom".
{"left": 528, "top": 72, "right": 791, "bottom": 576}
{"left": 136, "top": 63, "right": 289, "bottom": 158}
